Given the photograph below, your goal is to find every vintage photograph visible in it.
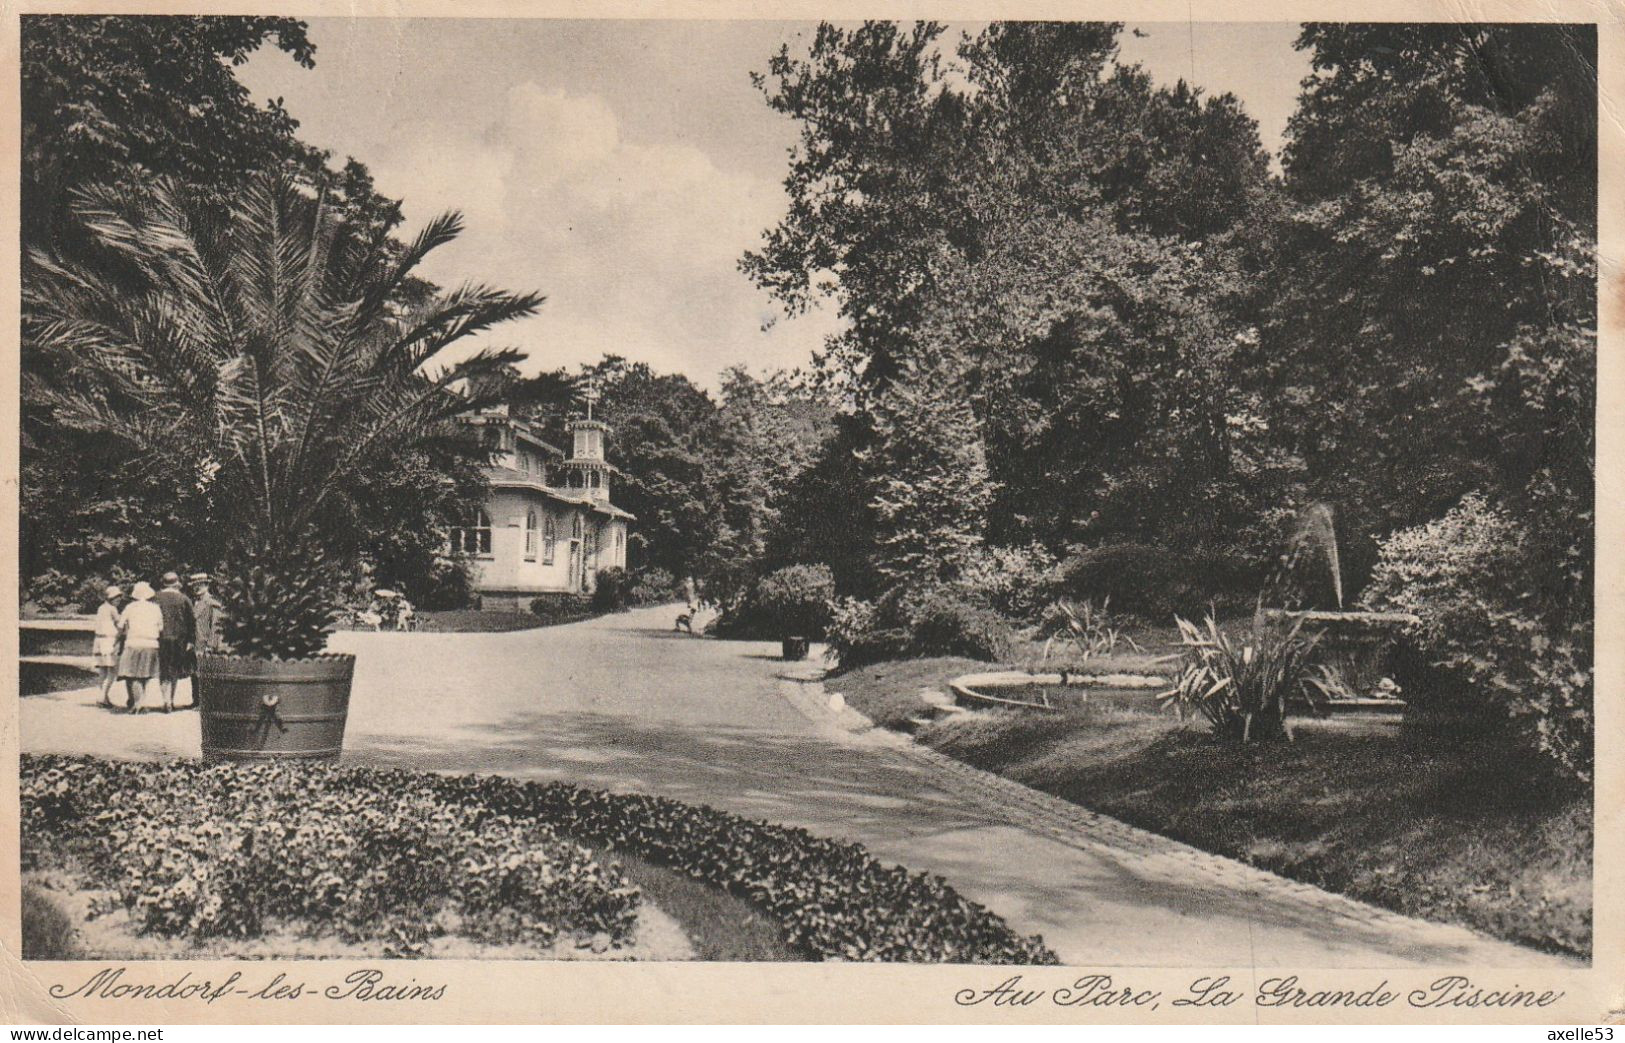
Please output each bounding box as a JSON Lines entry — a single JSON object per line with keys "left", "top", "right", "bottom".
{"left": 14, "top": 10, "right": 1597, "bottom": 987}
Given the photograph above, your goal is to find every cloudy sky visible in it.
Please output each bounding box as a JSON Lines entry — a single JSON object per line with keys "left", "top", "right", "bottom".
{"left": 238, "top": 20, "right": 1310, "bottom": 391}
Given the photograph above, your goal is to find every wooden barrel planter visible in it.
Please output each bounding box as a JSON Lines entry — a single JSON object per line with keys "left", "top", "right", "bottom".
{"left": 195, "top": 653, "right": 356, "bottom": 763}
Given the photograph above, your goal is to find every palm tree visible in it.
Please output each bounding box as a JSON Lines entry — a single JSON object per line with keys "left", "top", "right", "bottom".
{"left": 24, "top": 172, "right": 542, "bottom": 657}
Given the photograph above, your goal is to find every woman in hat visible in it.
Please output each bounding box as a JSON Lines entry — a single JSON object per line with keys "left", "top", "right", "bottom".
{"left": 92, "top": 585, "right": 124, "bottom": 708}
{"left": 116, "top": 581, "right": 163, "bottom": 713}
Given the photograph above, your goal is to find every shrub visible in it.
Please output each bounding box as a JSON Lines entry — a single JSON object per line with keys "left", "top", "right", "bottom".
{"left": 23, "top": 569, "right": 80, "bottom": 613}
{"left": 530, "top": 594, "right": 594, "bottom": 625}
{"left": 1056, "top": 542, "right": 1184, "bottom": 619}
{"left": 752, "top": 564, "right": 836, "bottom": 638}
{"left": 1362, "top": 493, "right": 1592, "bottom": 781}
{"left": 629, "top": 567, "right": 682, "bottom": 606}
{"left": 827, "top": 587, "right": 1015, "bottom": 669}
{"left": 71, "top": 572, "right": 132, "bottom": 614}
{"left": 591, "top": 567, "right": 636, "bottom": 613}
{"left": 23, "top": 568, "right": 142, "bottom": 615}
{"left": 1036, "top": 598, "right": 1143, "bottom": 669}
{"left": 956, "top": 543, "right": 1062, "bottom": 623}
{"left": 23, "top": 755, "right": 1056, "bottom": 965}
{"left": 904, "top": 588, "right": 1015, "bottom": 662}
{"left": 415, "top": 553, "right": 476, "bottom": 611}
{"left": 824, "top": 596, "right": 904, "bottom": 669}
{"left": 1057, "top": 541, "right": 1255, "bottom": 621}
{"left": 710, "top": 564, "right": 836, "bottom": 639}
{"left": 1160, "top": 609, "right": 1318, "bottom": 742}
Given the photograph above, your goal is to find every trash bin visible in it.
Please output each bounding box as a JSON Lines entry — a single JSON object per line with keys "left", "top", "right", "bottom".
{"left": 782, "top": 636, "right": 809, "bottom": 661}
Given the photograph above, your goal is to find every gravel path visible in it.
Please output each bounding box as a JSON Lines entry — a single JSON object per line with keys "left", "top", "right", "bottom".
{"left": 20, "top": 604, "right": 1575, "bottom": 968}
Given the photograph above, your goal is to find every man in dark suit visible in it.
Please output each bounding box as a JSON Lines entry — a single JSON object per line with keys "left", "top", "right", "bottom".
{"left": 152, "top": 571, "right": 195, "bottom": 713}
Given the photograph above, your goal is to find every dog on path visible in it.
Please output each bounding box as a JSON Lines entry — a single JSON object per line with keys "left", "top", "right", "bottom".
{"left": 674, "top": 606, "right": 695, "bottom": 634}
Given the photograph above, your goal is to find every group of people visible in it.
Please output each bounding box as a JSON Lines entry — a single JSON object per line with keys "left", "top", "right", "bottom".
{"left": 91, "top": 571, "right": 223, "bottom": 714}
{"left": 358, "top": 589, "right": 415, "bottom": 631}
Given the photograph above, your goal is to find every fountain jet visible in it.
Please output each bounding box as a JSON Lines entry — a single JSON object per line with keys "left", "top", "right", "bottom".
{"left": 1298, "top": 503, "right": 1343, "bottom": 610}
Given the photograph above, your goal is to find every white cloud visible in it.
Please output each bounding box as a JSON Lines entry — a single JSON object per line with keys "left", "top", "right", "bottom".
{"left": 377, "top": 83, "right": 840, "bottom": 389}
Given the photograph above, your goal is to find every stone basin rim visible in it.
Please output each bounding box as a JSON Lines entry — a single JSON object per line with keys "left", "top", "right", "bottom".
{"left": 1261, "top": 609, "right": 1422, "bottom": 626}
{"left": 950, "top": 670, "right": 1171, "bottom": 713}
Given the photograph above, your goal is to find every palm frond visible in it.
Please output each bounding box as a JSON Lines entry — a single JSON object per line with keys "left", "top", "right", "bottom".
{"left": 26, "top": 171, "right": 542, "bottom": 643}
{"left": 349, "top": 211, "right": 466, "bottom": 336}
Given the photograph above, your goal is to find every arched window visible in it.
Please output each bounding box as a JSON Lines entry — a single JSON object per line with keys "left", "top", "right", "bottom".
{"left": 524, "top": 508, "right": 539, "bottom": 560}
{"left": 451, "top": 509, "right": 492, "bottom": 557}
{"left": 589, "top": 470, "right": 601, "bottom": 489}
{"left": 571, "top": 513, "right": 583, "bottom": 540}
{"left": 542, "top": 512, "right": 557, "bottom": 565}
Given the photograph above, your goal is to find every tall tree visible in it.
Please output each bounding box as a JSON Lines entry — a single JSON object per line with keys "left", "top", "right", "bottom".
{"left": 22, "top": 16, "right": 315, "bottom": 251}
{"left": 1268, "top": 23, "right": 1596, "bottom": 584}
{"left": 747, "top": 20, "right": 1281, "bottom": 592}
{"left": 695, "top": 368, "right": 835, "bottom": 605}
{"left": 861, "top": 352, "right": 992, "bottom": 587}
{"left": 744, "top": 21, "right": 975, "bottom": 390}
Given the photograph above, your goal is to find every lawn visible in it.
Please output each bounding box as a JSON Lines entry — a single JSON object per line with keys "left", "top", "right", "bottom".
{"left": 613, "top": 853, "right": 796, "bottom": 961}
{"left": 826, "top": 656, "right": 1592, "bottom": 959}
{"left": 416, "top": 608, "right": 582, "bottom": 632}
{"left": 339, "top": 604, "right": 601, "bottom": 634}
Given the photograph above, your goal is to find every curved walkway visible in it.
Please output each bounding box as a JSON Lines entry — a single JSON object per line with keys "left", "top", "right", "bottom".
{"left": 19, "top": 604, "right": 1574, "bottom": 968}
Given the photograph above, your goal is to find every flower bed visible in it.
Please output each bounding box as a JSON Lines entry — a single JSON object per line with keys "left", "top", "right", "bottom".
{"left": 22, "top": 755, "right": 1056, "bottom": 964}
{"left": 22, "top": 757, "right": 639, "bottom": 956}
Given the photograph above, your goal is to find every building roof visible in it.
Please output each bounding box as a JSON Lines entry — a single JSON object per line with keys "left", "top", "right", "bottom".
{"left": 464, "top": 410, "right": 565, "bottom": 457}
{"left": 483, "top": 465, "right": 637, "bottom": 521}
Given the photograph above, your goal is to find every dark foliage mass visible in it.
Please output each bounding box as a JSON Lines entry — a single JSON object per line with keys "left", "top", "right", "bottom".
{"left": 23, "top": 755, "right": 1056, "bottom": 964}
{"left": 20, "top": 16, "right": 498, "bottom": 624}
{"left": 737, "top": 20, "right": 1595, "bottom": 779}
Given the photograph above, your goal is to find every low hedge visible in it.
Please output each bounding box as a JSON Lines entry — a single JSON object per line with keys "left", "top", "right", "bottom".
{"left": 529, "top": 593, "right": 595, "bottom": 625}
{"left": 22, "top": 755, "right": 1056, "bottom": 965}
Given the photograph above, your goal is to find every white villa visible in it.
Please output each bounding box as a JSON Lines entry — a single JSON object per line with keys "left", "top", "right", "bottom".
{"left": 453, "top": 400, "right": 634, "bottom": 609}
